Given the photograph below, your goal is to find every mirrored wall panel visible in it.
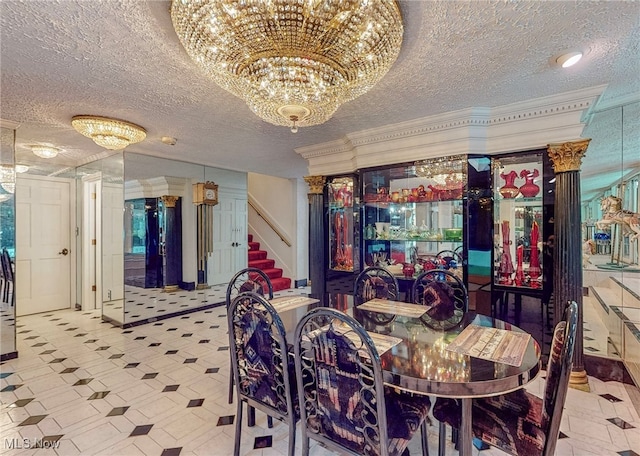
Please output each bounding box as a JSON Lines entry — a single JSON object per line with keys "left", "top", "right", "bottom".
{"left": 122, "top": 153, "right": 247, "bottom": 326}
{"left": 0, "top": 126, "right": 16, "bottom": 360}
{"left": 581, "top": 100, "right": 640, "bottom": 382}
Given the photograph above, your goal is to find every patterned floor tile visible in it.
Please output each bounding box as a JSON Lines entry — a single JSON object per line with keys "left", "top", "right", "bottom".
{"left": 217, "top": 415, "right": 234, "bottom": 426}
{"left": 3, "top": 290, "right": 639, "bottom": 456}
{"left": 18, "top": 414, "right": 47, "bottom": 426}
{"left": 254, "top": 435, "right": 273, "bottom": 449}
{"left": 107, "top": 406, "right": 130, "bottom": 416}
{"left": 87, "top": 391, "right": 110, "bottom": 400}
{"left": 607, "top": 417, "right": 636, "bottom": 429}
{"left": 161, "top": 448, "right": 182, "bottom": 456}
{"left": 187, "top": 399, "right": 204, "bottom": 408}
{"left": 130, "top": 424, "right": 154, "bottom": 436}
{"left": 10, "top": 398, "right": 34, "bottom": 407}
{"left": 601, "top": 393, "right": 623, "bottom": 402}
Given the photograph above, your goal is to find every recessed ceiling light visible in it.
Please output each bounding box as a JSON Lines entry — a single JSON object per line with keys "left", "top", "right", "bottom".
{"left": 556, "top": 51, "right": 583, "bottom": 68}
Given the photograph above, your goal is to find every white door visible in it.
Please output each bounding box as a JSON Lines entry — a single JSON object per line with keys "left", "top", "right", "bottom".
{"left": 101, "top": 182, "right": 124, "bottom": 304}
{"left": 16, "top": 176, "right": 72, "bottom": 316}
{"left": 208, "top": 197, "right": 247, "bottom": 285}
{"left": 232, "top": 198, "right": 248, "bottom": 272}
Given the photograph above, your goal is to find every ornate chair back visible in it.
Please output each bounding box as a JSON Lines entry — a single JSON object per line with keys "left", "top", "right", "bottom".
{"left": 411, "top": 269, "right": 468, "bottom": 329}
{"left": 353, "top": 266, "right": 400, "bottom": 305}
{"left": 436, "top": 249, "right": 462, "bottom": 270}
{"left": 226, "top": 267, "right": 274, "bottom": 305}
{"left": 294, "top": 307, "right": 390, "bottom": 455}
{"left": 1, "top": 249, "right": 13, "bottom": 304}
{"left": 541, "top": 300, "right": 578, "bottom": 456}
{"left": 294, "top": 307, "right": 431, "bottom": 456}
{"left": 227, "top": 291, "right": 297, "bottom": 456}
{"left": 226, "top": 267, "right": 274, "bottom": 404}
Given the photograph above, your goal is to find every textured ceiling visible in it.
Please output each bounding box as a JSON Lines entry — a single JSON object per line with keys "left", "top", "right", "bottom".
{"left": 1, "top": 1, "right": 638, "bottom": 198}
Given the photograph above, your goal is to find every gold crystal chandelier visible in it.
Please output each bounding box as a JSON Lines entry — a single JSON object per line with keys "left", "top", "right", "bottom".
{"left": 171, "top": 0, "right": 403, "bottom": 131}
{"left": 71, "top": 116, "right": 147, "bottom": 150}
{"left": 31, "top": 145, "right": 61, "bottom": 159}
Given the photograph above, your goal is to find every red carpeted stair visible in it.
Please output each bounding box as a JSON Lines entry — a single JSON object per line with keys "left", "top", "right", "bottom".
{"left": 248, "top": 234, "right": 291, "bottom": 292}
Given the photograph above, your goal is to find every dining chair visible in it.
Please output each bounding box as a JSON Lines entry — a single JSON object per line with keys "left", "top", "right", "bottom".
{"left": 435, "top": 249, "right": 462, "bottom": 270}
{"left": 226, "top": 267, "right": 274, "bottom": 404}
{"left": 0, "top": 249, "right": 6, "bottom": 303}
{"left": 227, "top": 291, "right": 298, "bottom": 456}
{"left": 433, "top": 301, "right": 579, "bottom": 456}
{"left": 411, "top": 268, "right": 469, "bottom": 451}
{"left": 293, "top": 307, "right": 431, "bottom": 456}
{"left": 226, "top": 267, "right": 274, "bottom": 304}
{"left": 353, "top": 265, "right": 400, "bottom": 304}
{"left": 411, "top": 269, "right": 468, "bottom": 330}
{"left": 1, "top": 249, "right": 14, "bottom": 306}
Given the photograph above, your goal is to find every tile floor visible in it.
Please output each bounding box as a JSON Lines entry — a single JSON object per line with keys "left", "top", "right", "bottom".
{"left": 1, "top": 289, "right": 640, "bottom": 455}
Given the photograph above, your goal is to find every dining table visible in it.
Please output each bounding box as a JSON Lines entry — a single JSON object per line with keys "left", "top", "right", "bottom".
{"left": 269, "top": 293, "right": 542, "bottom": 456}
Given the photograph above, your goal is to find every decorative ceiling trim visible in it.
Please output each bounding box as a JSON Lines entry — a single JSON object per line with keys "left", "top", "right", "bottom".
{"left": 124, "top": 176, "right": 187, "bottom": 200}
{"left": 298, "top": 85, "right": 606, "bottom": 176}
{"left": 0, "top": 119, "right": 21, "bottom": 130}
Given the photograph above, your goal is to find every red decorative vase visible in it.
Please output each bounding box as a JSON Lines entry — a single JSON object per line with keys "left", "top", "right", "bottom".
{"left": 519, "top": 169, "right": 540, "bottom": 198}
{"left": 403, "top": 263, "right": 415, "bottom": 278}
{"left": 499, "top": 170, "right": 519, "bottom": 198}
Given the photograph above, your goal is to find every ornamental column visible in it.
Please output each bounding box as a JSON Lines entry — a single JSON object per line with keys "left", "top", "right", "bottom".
{"left": 304, "top": 176, "right": 326, "bottom": 297}
{"left": 547, "top": 139, "right": 591, "bottom": 392}
{"left": 161, "top": 195, "right": 182, "bottom": 293}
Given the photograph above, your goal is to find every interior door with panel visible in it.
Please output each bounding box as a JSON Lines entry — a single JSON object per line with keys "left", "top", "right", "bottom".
{"left": 209, "top": 196, "right": 247, "bottom": 285}
{"left": 16, "top": 175, "right": 72, "bottom": 316}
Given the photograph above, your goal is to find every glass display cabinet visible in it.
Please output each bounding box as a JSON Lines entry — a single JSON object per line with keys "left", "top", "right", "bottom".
{"left": 491, "top": 149, "right": 554, "bottom": 324}
{"left": 492, "top": 153, "right": 544, "bottom": 289}
{"left": 360, "top": 156, "right": 468, "bottom": 284}
{"left": 328, "top": 176, "right": 358, "bottom": 273}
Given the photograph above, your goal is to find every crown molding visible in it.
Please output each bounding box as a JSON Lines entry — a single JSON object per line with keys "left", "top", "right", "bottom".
{"left": 298, "top": 85, "right": 607, "bottom": 176}
{"left": 0, "top": 119, "right": 21, "bottom": 130}
{"left": 124, "top": 176, "right": 187, "bottom": 200}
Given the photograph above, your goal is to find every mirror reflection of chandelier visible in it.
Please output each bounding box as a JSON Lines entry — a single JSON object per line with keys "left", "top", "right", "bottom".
{"left": 170, "top": 0, "right": 403, "bottom": 132}
{"left": 0, "top": 164, "right": 15, "bottom": 198}
{"left": 415, "top": 155, "right": 466, "bottom": 189}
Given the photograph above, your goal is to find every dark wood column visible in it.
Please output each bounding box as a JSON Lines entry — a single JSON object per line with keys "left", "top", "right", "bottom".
{"left": 304, "top": 176, "right": 326, "bottom": 297}
{"left": 161, "top": 195, "right": 182, "bottom": 293}
{"left": 547, "top": 139, "right": 591, "bottom": 392}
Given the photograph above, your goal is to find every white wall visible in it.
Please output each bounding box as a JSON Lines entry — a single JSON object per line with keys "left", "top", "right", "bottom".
{"left": 248, "top": 173, "right": 308, "bottom": 285}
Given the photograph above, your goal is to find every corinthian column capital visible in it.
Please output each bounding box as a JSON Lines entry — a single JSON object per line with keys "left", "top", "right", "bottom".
{"left": 547, "top": 139, "right": 591, "bottom": 173}
{"left": 161, "top": 195, "right": 179, "bottom": 208}
{"left": 304, "top": 175, "right": 326, "bottom": 194}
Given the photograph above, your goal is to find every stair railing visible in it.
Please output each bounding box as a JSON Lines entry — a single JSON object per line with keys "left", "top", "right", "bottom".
{"left": 248, "top": 196, "right": 292, "bottom": 247}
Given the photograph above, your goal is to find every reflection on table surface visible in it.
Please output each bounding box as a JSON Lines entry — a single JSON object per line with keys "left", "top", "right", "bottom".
{"left": 274, "top": 292, "right": 541, "bottom": 398}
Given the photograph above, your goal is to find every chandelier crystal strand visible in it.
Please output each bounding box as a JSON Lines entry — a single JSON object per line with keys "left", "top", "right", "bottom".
{"left": 71, "top": 116, "right": 147, "bottom": 150}
{"left": 171, "top": 0, "right": 403, "bottom": 129}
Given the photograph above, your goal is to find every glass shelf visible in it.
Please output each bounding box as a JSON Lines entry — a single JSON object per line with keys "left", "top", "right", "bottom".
{"left": 361, "top": 158, "right": 466, "bottom": 268}
{"left": 493, "top": 153, "right": 544, "bottom": 290}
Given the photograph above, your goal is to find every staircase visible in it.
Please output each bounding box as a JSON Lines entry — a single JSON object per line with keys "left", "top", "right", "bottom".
{"left": 247, "top": 234, "right": 291, "bottom": 292}
{"left": 584, "top": 273, "right": 640, "bottom": 385}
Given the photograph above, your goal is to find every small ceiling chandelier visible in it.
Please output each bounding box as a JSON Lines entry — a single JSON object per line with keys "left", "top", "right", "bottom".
{"left": 171, "top": 0, "right": 403, "bottom": 131}
{"left": 71, "top": 115, "right": 147, "bottom": 150}
{"left": 415, "top": 155, "right": 467, "bottom": 188}
{"left": 31, "top": 145, "right": 61, "bottom": 159}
